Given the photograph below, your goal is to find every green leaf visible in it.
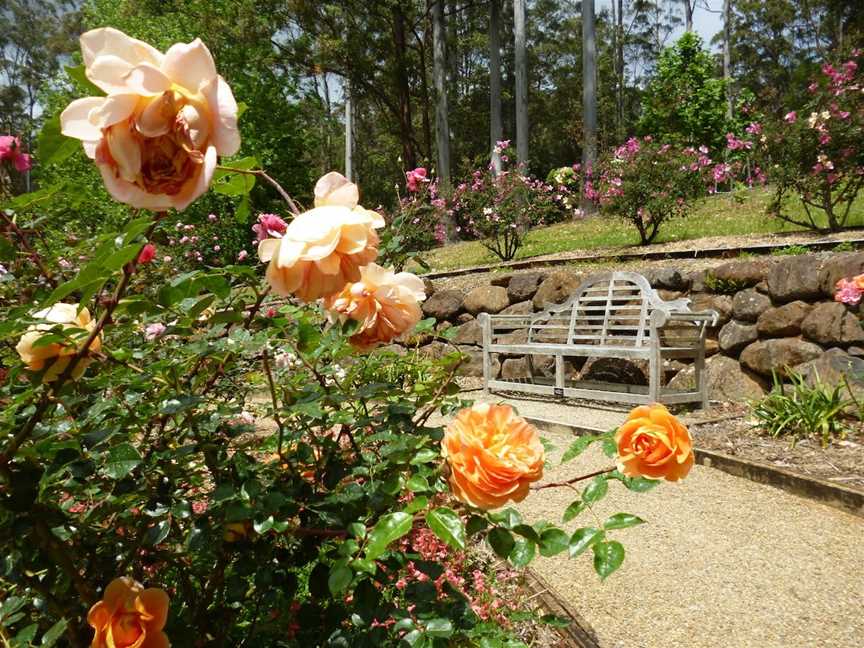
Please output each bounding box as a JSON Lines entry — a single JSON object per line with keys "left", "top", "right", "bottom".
{"left": 406, "top": 474, "right": 430, "bottom": 492}
{"left": 488, "top": 507, "right": 522, "bottom": 528}
{"left": 37, "top": 113, "right": 77, "bottom": 165}
{"left": 103, "top": 443, "right": 141, "bottom": 479}
{"left": 593, "top": 540, "right": 625, "bottom": 580}
{"left": 509, "top": 536, "right": 536, "bottom": 567}
{"left": 601, "top": 437, "right": 618, "bottom": 458}
{"left": 40, "top": 619, "right": 68, "bottom": 647}
{"left": 617, "top": 474, "right": 660, "bottom": 492}
{"left": 425, "top": 507, "right": 465, "bottom": 551}
{"left": 603, "top": 513, "right": 645, "bottom": 531}
{"left": 328, "top": 564, "right": 353, "bottom": 595}
{"left": 562, "top": 499, "right": 586, "bottom": 523}
{"left": 487, "top": 527, "right": 515, "bottom": 558}
{"left": 235, "top": 193, "right": 251, "bottom": 223}
{"left": 424, "top": 618, "right": 453, "bottom": 638}
{"left": 144, "top": 519, "right": 170, "bottom": 546}
{"left": 404, "top": 495, "right": 428, "bottom": 514}
{"left": 104, "top": 244, "right": 142, "bottom": 270}
{"left": 569, "top": 527, "right": 603, "bottom": 558}
{"left": 65, "top": 64, "right": 104, "bottom": 95}
{"left": 364, "top": 512, "right": 413, "bottom": 560}
{"left": 560, "top": 434, "right": 603, "bottom": 464}
{"left": 582, "top": 476, "right": 609, "bottom": 504}
{"left": 539, "top": 528, "right": 570, "bottom": 557}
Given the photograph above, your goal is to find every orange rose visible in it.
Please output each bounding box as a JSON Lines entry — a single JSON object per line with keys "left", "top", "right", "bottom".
{"left": 87, "top": 577, "right": 169, "bottom": 648}
{"left": 257, "top": 172, "right": 384, "bottom": 302}
{"left": 615, "top": 404, "right": 694, "bottom": 482}
{"left": 15, "top": 303, "right": 102, "bottom": 382}
{"left": 442, "top": 403, "right": 545, "bottom": 510}
{"left": 853, "top": 273, "right": 864, "bottom": 291}
{"left": 323, "top": 263, "right": 426, "bottom": 350}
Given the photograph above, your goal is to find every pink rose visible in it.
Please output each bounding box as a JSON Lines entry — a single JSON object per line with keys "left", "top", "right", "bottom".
{"left": 60, "top": 28, "right": 240, "bottom": 211}
{"left": 137, "top": 243, "right": 156, "bottom": 264}
{"left": 0, "top": 135, "right": 32, "bottom": 171}
{"left": 252, "top": 213, "right": 288, "bottom": 242}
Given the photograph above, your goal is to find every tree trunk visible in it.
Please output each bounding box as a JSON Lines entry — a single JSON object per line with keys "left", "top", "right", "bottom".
{"left": 684, "top": 0, "right": 694, "bottom": 32}
{"left": 432, "top": 0, "right": 451, "bottom": 193}
{"left": 513, "top": 0, "right": 529, "bottom": 168}
{"left": 344, "top": 82, "right": 354, "bottom": 182}
{"left": 392, "top": 5, "right": 417, "bottom": 169}
{"left": 616, "top": 0, "right": 624, "bottom": 142}
{"left": 489, "top": 0, "right": 503, "bottom": 174}
{"left": 723, "top": 0, "right": 733, "bottom": 119}
{"left": 417, "top": 31, "right": 433, "bottom": 162}
{"left": 582, "top": 0, "right": 598, "bottom": 215}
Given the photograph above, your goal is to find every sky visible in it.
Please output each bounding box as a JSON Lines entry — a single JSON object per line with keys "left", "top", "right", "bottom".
{"left": 596, "top": 0, "right": 725, "bottom": 52}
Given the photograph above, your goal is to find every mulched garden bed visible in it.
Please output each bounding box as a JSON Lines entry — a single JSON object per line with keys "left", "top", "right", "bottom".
{"left": 688, "top": 403, "right": 864, "bottom": 493}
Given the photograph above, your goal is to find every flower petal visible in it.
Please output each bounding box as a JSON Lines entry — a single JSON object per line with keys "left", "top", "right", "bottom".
{"left": 90, "top": 94, "right": 139, "bottom": 129}
{"left": 60, "top": 97, "right": 105, "bottom": 141}
{"left": 80, "top": 27, "right": 163, "bottom": 69}
{"left": 98, "top": 164, "right": 174, "bottom": 210}
{"left": 202, "top": 75, "right": 240, "bottom": 156}
{"left": 314, "top": 172, "right": 359, "bottom": 208}
{"left": 123, "top": 62, "right": 172, "bottom": 95}
{"left": 161, "top": 38, "right": 218, "bottom": 93}
{"left": 170, "top": 145, "right": 217, "bottom": 211}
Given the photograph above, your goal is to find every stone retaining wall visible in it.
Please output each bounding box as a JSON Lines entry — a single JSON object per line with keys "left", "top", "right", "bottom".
{"left": 411, "top": 251, "right": 864, "bottom": 403}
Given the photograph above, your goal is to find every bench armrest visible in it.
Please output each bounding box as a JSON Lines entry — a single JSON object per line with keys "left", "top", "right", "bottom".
{"left": 651, "top": 309, "right": 719, "bottom": 327}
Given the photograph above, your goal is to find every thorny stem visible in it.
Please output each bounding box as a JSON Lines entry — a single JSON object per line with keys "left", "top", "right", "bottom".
{"left": 531, "top": 466, "right": 616, "bottom": 490}
{"left": 261, "top": 348, "right": 286, "bottom": 460}
{"left": 216, "top": 165, "right": 302, "bottom": 215}
{"left": 0, "top": 215, "right": 164, "bottom": 474}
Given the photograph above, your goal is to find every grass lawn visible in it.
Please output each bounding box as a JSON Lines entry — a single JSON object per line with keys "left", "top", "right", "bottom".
{"left": 419, "top": 187, "right": 864, "bottom": 272}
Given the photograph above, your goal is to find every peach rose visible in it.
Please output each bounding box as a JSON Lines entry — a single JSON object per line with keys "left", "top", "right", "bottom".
{"left": 853, "top": 273, "right": 864, "bottom": 290}
{"left": 60, "top": 28, "right": 240, "bottom": 211}
{"left": 87, "top": 577, "right": 169, "bottom": 648}
{"left": 615, "top": 404, "right": 694, "bottom": 482}
{"left": 257, "top": 172, "right": 384, "bottom": 302}
{"left": 323, "top": 263, "right": 426, "bottom": 350}
{"left": 15, "top": 303, "right": 102, "bottom": 382}
{"left": 442, "top": 403, "right": 545, "bottom": 510}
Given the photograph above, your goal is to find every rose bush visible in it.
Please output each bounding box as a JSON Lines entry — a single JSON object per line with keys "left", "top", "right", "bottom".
{"left": 758, "top": 50, "right": 864, "bottom": 232}
{"left": 0, "top": 29, "right": 692, "bottom": 648}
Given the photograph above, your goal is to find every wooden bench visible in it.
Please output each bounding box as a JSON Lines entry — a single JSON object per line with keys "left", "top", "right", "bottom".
{"left": 478, "top": 271, "right": 718, "bottom": 407}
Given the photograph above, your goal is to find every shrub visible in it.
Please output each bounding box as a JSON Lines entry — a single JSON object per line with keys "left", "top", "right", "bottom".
{"left": 0, "top": 29, "right": 691, "bottom": 648}
{"left": 449, "top": 144, "right": 576, "bottom": 261}
{"left": 758, "top": 50, "right": 864, "bottom": 232}
{"left": 584, "top": 137, "right": 709, "bottom": 245}
{"left": 751, "top": 371, "right": 854, "bottom": 447}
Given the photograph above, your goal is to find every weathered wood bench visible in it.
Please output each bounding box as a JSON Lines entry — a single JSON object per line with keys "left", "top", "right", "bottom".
{"left": 478, "top": 271, "right": 718, "bottom": 407}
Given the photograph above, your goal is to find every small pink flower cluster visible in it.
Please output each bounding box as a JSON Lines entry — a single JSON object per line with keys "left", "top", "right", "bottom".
{"left": 405, "top": 167, "right": 429, "bottom": 192}
{"left": 725, "top": 132, "right": 753, "bottom": 151}
{"left": 835, "top": 274, "right": 864, "bottom": 305}
{"left": 0, "top": 135, "right": 32, "bottom": 172}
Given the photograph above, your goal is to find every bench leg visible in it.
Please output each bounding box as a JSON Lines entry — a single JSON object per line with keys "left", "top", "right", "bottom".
{"left": 555, "top": 355, "right": 565, "bottom": 394}
{"left": 695, "top": 348, "right": 707, "bottom": 410}
{"left": 480, "top": 314, "right": 491, "bottom": 395}
{"left": 648, "top": 349, "right": 661, "bottom": 404}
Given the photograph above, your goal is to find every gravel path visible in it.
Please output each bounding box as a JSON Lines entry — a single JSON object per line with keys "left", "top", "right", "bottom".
{"left": 465, "top": 394, "right": 864, "bottom": 648}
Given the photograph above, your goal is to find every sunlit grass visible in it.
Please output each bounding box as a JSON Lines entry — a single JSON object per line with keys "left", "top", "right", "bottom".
{"left": 419, "top": 187, "right": 864, "bottom": 272}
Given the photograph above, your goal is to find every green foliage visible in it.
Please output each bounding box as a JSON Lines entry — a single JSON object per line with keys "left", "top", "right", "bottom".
{"left": 758, "top": 50, "right": 864, "bottom": 232}
{"left": 750, "top": 371, "right": 854, "bottom": 447}
{"left": 637, "top": 33, "right": 731, "bottom": 151}
{"left": 771, "top": 244, "right": 810, "bottom": 256}
{"left": 704, "top": 271, "right": 749, "bottom": 295}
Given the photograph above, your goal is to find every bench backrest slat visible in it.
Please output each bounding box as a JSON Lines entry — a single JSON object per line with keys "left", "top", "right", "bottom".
{"left": 523, "top": 271, "right": 689, "bottom": 348}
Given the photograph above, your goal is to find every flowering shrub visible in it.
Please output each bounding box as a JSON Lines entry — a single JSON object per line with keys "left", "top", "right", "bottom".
{"left": 449, "top": 144, "right": 575, "bottom": 261}
{"left": 0, "top": 28, "right": 692, "bottom": 648}
{"left": 380, "top": 167, "right": 445, "bottom": 268}
{"left": 584, "top": 137, "right": 709, "bottom": 245}
{"left": 835, "top": 273, "right": 864, "bottom": 305}
{"left": 759, "top": 50, "right": 864, "bottom": 231}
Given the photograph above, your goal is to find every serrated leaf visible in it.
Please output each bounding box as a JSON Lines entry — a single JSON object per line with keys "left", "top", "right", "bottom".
{"left": 103, "top": 443, "right": 141, "bottom": 479}
{"left": 582, "top": 475, "right": 609, "bottom": 504}
{"left": 37, "top": 113, "right": 79, "bottom": 166}
{"left": 562, "top": 499, "right": 586, "bottom": 523}
{"left": 560, "top": 434, "right": 603, "bottom": 464}
{"left": 619, "top": 474, "right": 660, "bottom": 492}
{"left": 509, "top": 536, "right": 536, "bottom": 567}
{"left": 603, "top": 513, "right": 645, "bottom": 530}
{"left": 425, "top": 507, "right": 465, "bottom": 550}
{"left": 487, "top": 527, "right": 515, "bottom": 558}
{"left": 144, "top": 519, "right": 170, "bottom": 546}
{"left": 328, "top": 564, "right": 352, "bottom": 595}
{"left": 538, "top": 528, "right": 570, "bottom": 557}
{"left": 593, "top": 540, "right": 625, "bottom": 580}
{"left": 601, "top": 437, "right": 618, "bottom": 458}
{"left": 425, "top": 618, "right": 453, "bottom": 638}
{"left": 569, "top": 526, "right": 603, "bottom": 558}
{"left": 40, "top": 618, "right": 68, "bottom": 647}
{"left": 364, "top": 512, "right": 413, "bottom": 560}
